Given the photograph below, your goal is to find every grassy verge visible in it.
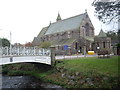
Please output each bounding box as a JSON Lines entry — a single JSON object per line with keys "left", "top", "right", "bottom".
{"left": 56, "top": 56, "right": 119, "bottom": 77}
{"left": 2, "top": 56, "right": 119, "bottom": 88}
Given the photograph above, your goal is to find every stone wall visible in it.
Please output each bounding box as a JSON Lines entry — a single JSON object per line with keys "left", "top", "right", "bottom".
{"left": 94, "top": 37, "right": 111, "bottom": 52}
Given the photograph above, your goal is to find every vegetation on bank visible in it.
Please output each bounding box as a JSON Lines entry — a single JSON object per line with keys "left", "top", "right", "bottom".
{"left": 2, "top": 56, "right": 119, "bottom": 88}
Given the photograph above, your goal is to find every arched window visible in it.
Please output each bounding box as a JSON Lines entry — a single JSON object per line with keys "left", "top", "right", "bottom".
{"left": 75, "top": 42, "right": 78, "bottom": 50}
{"left": 103, "top": 42, "right": 105, "bottom": 48}
{"left": 97, "top": 42, "right": 99, "bottom": 47}
{"left": 85, "top": 23, "right": 89, "bottom": 36}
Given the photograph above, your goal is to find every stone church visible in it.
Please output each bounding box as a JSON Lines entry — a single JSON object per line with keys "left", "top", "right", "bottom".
{"left": 32, "top": 11, "right": 111, "bottom": 55}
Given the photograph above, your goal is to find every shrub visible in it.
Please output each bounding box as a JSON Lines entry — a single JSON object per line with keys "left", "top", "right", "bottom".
{"left": 39, "top": 41, "right": 51, "bottom": 49}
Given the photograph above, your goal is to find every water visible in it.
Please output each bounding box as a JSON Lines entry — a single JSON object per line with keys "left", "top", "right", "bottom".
{"left": 2, "top": 75, "right": 62, "bottom": 88}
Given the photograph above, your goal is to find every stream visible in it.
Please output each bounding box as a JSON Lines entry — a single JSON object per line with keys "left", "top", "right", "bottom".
{"left": 2, "top": 75, "right": 63, "bottom": 89}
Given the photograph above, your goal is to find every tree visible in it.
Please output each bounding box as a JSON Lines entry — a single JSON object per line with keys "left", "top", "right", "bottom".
{"left": 117, "top": 29, "right": 120, "bottom": 45}
{"left": 0, "top": 38, "right": 10, "bottom": 47}
{"left": 106, "top": 30, "right": 117, "bottom": 39}
{"left": 39, "top": 41, "right": 51, "bottom": 49}
{"left": 92, "top": 0, "right": 120, "bottom": 23}
{"left": 106, "top": 30, "right": 118, "bottom": 42}
{"left": 117, "top": 29, "right": 120, "bottom": 41}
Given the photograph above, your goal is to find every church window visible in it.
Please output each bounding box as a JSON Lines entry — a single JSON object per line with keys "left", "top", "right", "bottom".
{"left": 68, "top": 31, "right": 71, "bottom": 38}
{"left": 71, "top": 31, "right": 74, "bottom": 37}
{"left": 109, "top": 42, "right": 110, "bottom": 48}
{"left": 85, "top": 23, "right": 89, "bottom": 36}
{"left": 103, "top": 42, "right": 105, "bottom": 48}
{"left": 57, "top": 33, "right": 59, "bottom": 39}
{"left": 75, "top": 42, "right": 78, "bottom": 50}
{"left": 97, "top": 42, "right": 99, "bottom": 47}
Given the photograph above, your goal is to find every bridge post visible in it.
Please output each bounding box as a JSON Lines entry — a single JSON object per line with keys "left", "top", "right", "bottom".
{"left": 34, "top": 47, "right": 35, "bottom": 55}
{"left": 50, "top": 46, "right": 55, "bottom": 67}
{"left": 6, "top": 47, "right": 8, "bottom": 56}
{"left": 18, "top": 47, "right": 20, "bottom": 55}
{"left": 23, "top": 46, "right": 25, "bottom": 55}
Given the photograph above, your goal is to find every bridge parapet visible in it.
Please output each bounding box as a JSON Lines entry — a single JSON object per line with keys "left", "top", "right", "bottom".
{"left": 0, "top": 46, "right": 56, "bottom": 66}
{"left": 1, "top": 46, "right": 51, "bottom": 57}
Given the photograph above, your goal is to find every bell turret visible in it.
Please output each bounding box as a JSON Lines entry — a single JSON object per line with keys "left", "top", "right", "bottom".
{"left": 56, "top": 13, "right": 62, "bottom": 21}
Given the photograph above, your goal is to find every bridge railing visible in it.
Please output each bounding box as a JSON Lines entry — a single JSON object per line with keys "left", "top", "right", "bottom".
{"left": 1, "top": 46, "right": 51, "bottom": 57}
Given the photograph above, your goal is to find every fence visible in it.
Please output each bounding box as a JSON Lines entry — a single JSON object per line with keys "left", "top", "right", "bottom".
{"left": 1, "top": 46, "right": 51, "bottom": 56}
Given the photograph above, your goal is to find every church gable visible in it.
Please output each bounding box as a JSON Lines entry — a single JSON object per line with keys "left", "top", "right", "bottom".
{"left": 80, "top": 12, "right": 94, "bottom": 37}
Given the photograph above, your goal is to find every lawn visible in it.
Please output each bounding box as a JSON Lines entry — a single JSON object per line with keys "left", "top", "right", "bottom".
{"left": 56, "top": 56, "right": 119, "bottom": 77}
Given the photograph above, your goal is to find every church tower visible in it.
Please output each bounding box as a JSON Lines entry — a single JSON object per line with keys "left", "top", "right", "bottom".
{"left": 56, "top": 13, "right": 62, "bottom": 21}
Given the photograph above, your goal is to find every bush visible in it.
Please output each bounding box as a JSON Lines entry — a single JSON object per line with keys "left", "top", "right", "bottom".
{"left": 2, "top": 68, "right": 9, "bottom": 74}
{"left": 98, "top": 48, "right": 112, "bottom": 55}
{"left": 39, "top": 41, "right": 51, "bottom": 49}
{"left": 7, "top": 70, "right": 25, "bottom": 76}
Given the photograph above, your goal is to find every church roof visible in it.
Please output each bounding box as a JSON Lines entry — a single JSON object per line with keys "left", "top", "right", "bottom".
{"left": 85, "top": 36, "right": 94, "bottom": 42}
{"left": 45, "top": 13, "right": 86, "bottom": 35}
{"left": 32, "top": 37, "right": 39, "bottom": 46}
{"left": 37, "top": 27, "right": 48, "bottom": 38}
{"left": 98, "top": 29, "right": 107, "bottom": 37}
{"left": 51, "top": 38, "right": 76, "bottom": 46}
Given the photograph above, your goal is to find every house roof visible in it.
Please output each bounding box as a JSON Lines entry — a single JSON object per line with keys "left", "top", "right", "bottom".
{"left": 45, "top": 13, "right": 86, "bottom": 35}
{"left": 98, "top": 29, "right": 107, "bottom": 37}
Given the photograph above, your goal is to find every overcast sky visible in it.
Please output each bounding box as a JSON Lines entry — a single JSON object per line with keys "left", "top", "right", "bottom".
{"left": 0, "top": 0, "right": 116, "bottom": 44}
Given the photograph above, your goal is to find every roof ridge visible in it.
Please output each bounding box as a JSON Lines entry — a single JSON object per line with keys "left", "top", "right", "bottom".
{"left": 45, "top": 12, "right": 87, "bottom": 35}
{"left": 37, "top": 26, "right": 49, "bottom": 37}
{"left": 51, "top": 12, "right": 86, "bottom": 25}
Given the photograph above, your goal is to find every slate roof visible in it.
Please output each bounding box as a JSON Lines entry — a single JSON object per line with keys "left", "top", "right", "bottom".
{"left": 98, "top": 29, "right": 107, "bottom": 37}
{"left": 32, "top": 37, "right": 39, "bottom": 45}
{"left": 37, "top": 27, "right": 48, "bottom": 38}
{"left": 50, "top": 38, "right": 76, "bottom": 46}
{"left": 45, "top": 13, "right": 86, "bottom": 35}
{"left": 85, "top": 36, "right": 94, "bottom": 42}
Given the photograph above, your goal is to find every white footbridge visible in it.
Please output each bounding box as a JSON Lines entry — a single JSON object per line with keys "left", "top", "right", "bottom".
{"left": 0, "top": 46, "right": 55, "bottom": 66}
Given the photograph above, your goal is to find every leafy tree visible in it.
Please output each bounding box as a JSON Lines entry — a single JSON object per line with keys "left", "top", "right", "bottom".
{"left": 116, "top": 43, "right": 120, "bottom": 47}
{"left": 39, "top": 41, "right": 51, "bottom": 49}
{"left": 0, "top": 38, "right": 10, "bottom": 47}
{"left": 106, "top": 30, "right": 117, "bottom": 40}
{"left": 92, "top": 0, "right": 120, "bottom": 23}
{"left": 117, "top": 29, "right": 120, "bottom": 41}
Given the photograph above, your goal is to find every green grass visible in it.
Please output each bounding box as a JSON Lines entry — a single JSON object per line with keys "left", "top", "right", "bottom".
{"left": 56, "top": 56, "right": 119, "bottom": 77}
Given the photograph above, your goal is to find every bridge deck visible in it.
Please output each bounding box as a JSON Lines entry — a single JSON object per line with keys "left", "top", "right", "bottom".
{"left": 0, "top": 56, "right": 51, "bottom": 65}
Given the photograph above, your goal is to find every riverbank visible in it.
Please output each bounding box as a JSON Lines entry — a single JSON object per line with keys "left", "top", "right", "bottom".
{"left": 2, "top": 56, "right": 119, "bottom": 88}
